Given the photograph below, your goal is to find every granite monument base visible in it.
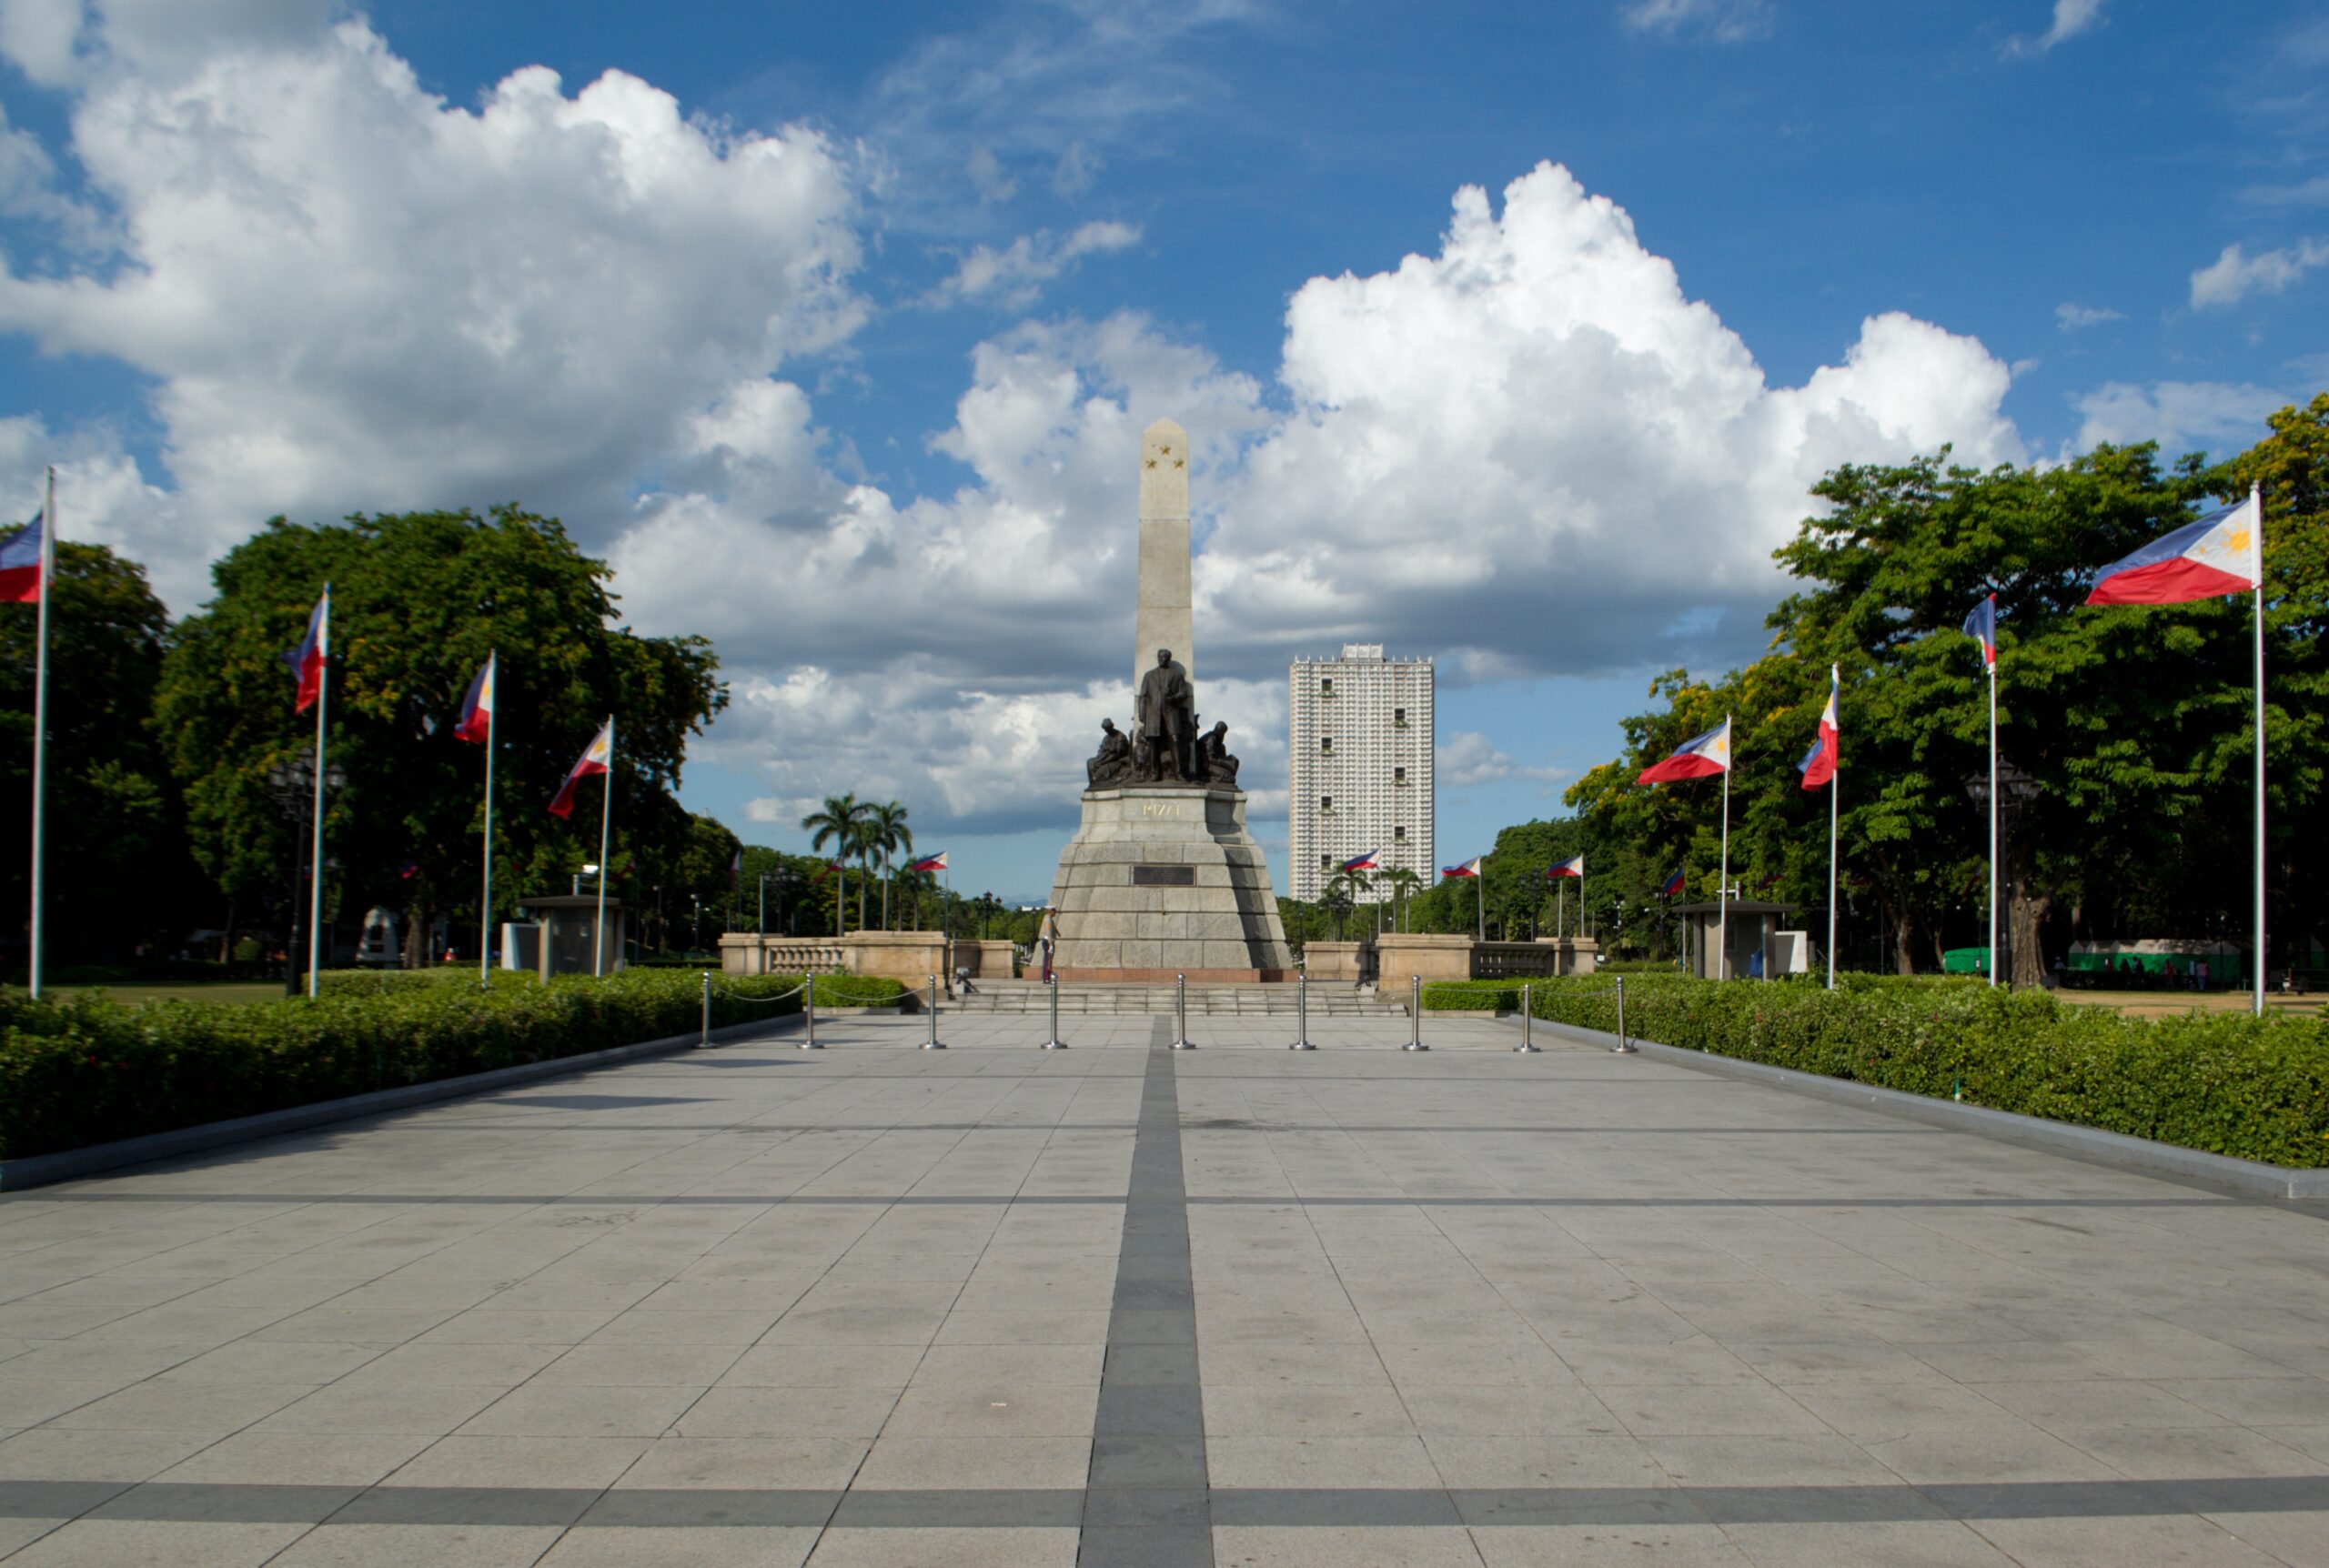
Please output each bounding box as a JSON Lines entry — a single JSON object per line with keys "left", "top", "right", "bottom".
{"left": 1048, "top": 783, "right": 1296, "bottom": 982}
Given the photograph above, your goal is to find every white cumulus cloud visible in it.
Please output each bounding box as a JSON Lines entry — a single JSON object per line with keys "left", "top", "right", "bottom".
{"left": 2072, "top": 381, "right": 2287, "bottom": 454}
{"left": 2189, "top": 239, "right": 2329, "bottom": 309}
{"left": 924, "top": 220, "right": 1143, "bottom": 310}
{"left": 1619, "top": 0, "right": 1775, "bottom": 44}
{"left": 2055, "top": 302, "right": 2123, "bottom": 330}
{"left": 0, "top": 7, "right": 865, "bottom": 605}
{"left": 2004, "top": 0, "right": 2107, "bottom": 57}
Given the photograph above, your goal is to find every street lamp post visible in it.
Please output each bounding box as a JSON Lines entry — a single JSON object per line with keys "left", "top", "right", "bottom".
{"left": 266, "top": 753, "right": 346, "bottom": 998}
{"left": 1963, "top": 759, "right": 2039, "bottom": 984}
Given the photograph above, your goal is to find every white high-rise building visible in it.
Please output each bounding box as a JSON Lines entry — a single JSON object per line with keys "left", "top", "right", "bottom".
{"left": 1286, "top": 644, "right": 1434, "bottom": 903}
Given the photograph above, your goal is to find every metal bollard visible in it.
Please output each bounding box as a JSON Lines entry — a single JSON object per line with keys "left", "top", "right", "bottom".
{"left": 1612, "top": 975, "right": 1635, "bottom": 1053}
{"left": 700, "top": 971, "right": 711, "bottom": 1048}
{"left": 1517, "top": 981, "right": 1538, "bottom": 1051}
{"left": 1171, "top": 973, "right": 1195, "bottom": 1050}
{"left": 1290, "top": 971, "right": 1314, "bottom": 1050}
{"left": 802, "top": 976, "right": 821, "bottom": 1049}
{"left": 1406, "top": 974, "right": 1428, "bottom": 1050}
{"left": 923, "top": 976, "right": 945, "bottom": 1049}
{"left": 1042, "top": 973, "right": 1066, "bottom": 1049}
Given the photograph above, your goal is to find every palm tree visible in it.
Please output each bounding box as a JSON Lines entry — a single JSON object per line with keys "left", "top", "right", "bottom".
{"left": 1320, "top": 870, "right": 1366, "bottom": 941}
{"left": 801, "top": 793, "right": 875, "bottom": 935}
{"left": 1381, "top": 866, "right": 1423, "bottom": 933}
{"left": 867, "top": 800, "right": 912, "bottom": 930}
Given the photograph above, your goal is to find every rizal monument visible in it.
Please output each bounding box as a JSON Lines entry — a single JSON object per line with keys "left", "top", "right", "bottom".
{"left": 1045, "top": 418, "right": 1296, "bottom": 981}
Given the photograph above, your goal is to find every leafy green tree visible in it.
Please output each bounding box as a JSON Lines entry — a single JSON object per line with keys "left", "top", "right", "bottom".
{"left": 866, "top": 799, "right": 912, "bottom": 930}
{"left": 0, "top": 538, "right": 202, "bottom": 966}
{"left": 1569, "top": 413, "right": 2327, "bottom": 981}
{"left": 153, "top": 507, "right": 725, "bottom": 969}
{"left": 800, "top": 793, "right": 872, "bottom": 935}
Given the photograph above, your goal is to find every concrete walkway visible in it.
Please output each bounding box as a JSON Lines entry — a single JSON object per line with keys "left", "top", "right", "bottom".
{"left": 1, "top": 1012, "right": 2324, "bottom": 1566}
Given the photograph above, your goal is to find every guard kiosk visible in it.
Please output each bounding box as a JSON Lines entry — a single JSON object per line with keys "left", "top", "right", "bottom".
{"left": 1672, "top": 900, "right": 1800, "bottom": 980}
{"left": 515, "top": 895, "right": 627, "bottom": 979}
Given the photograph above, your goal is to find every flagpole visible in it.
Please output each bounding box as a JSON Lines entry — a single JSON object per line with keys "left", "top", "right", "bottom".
{"left": 1717, "top": 717, "right": 1730, "bottom": 980}
{"left": 479, "top": 650, "right": 496, "bottom": 986}
{"left": 595, "top": 715, "right": 613, "bottom": 978}
{"left": 1987, "top": 653, "right": 1998, "bottom": 989}
{"left": 307, "top": 585, "right": 330, "bottom": 999}
{"left": 27, "top": 467, "right": 54, "bottom": 1000}
{"left": 1475, "top": 863, "right": 1484, "bottom": 943}
{"left": 2244, "top": 477, "right": 2263, "bottom": 1015}
{"left": 1828, "top": 663, "right": 1839, "bottom": 991}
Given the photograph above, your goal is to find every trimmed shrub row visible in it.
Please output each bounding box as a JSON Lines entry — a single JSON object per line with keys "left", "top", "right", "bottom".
{"left": 1421, "top": 973, "right": 2329, "bottom": 1169}
{"left": 0, "top": 968, "right": 903, "bottom": 1162}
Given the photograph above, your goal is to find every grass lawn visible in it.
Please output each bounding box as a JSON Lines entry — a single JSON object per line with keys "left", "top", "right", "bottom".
{"left": 42, "top": 980, "right": 293, "bottom": 1007}
{"left": 2056, "top": 987, "right": 2324, "bottom": 1020}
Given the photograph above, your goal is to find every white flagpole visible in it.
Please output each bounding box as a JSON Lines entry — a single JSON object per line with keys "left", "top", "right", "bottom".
{"left": 2244, "top": 479, "right": 2263, "bottom": 1015}
{"left": 1987, "top": 652, "right": 1998, "bottom": 988}
{"left": 307, "top": 585, "right": 330, "bottom": 999}
{"left": 479, "top": 650, "right": 496, "bottom": 986}
{"left": 595, "top": 716, "right": 614, "bottom": 978}
{"left": 1828, "top": 664, "right": 1839, "bottom": 991}
{"left": 1557, "top": 878, "right": 1564, "bottom": 939}
{"left": 1475, "top": 862, "right": 1484, "bottom": 943}
{"left": 1717, "top": 716, "right": 1731, "bottom": 980}
{"left": 27, "top": 467, "right": 54, "bottom": 1000}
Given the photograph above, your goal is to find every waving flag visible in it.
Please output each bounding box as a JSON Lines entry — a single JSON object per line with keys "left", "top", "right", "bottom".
{"left": 0, "top": 508, "right": 44, "bottom": 601}
{"left": 1546, "top": 854, "right": 1584, "bottom": 880}
{"left": 1340, "top": 849, "right": 1381, "bottom": 873}
{"left": 910, "top": 851, "right": 949, "bottom": 873}
{"left": 1441, "top": 857, "right": 1482, "bottom": 879}
{"left": 813, "top": 859, "right": 843, "bottom": 881}
{"left": 729, "top": 848, "right": 742, "bottom": 891}
{"left": 1662, "top": 868, "right": 1687, "bottom": 897}
{"left": 1799, "top": 664, "right": 1840, "bottom": 789}
{"left": 548, "top": 719, "right": 612, "bottom": 819}
{"left": 1638, "top": 717, "right": 1731, "bottom": 783}
{"left": 454, "top": 655, "right": 494, "bottom": 744}
{"left": 2088, "top": 493, "right": 2263, "bottom": 606}
{"left": 1962, "top": 594, "right": 1996, "bottom": 667}
{"left": 1755, "top": 869, "right": 1780, "bottom": 891}
{"left": 283, "top": 591, "right": 328, "bottom": 713}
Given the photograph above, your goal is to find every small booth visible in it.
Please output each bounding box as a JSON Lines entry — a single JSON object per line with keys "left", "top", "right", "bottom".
{"left": 512, "top": 895, "right": 626, "bottom": 979}
{"left": 1672, "top": 900, "right": 1802, "bottom": 980}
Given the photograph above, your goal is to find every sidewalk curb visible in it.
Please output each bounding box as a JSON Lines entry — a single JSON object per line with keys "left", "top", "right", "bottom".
{"left": 0, "top": 1013, "right": 806, "bottom": 1194}
{"left": 1527, "top": 1017, "right": 2329, "bottom": 1202}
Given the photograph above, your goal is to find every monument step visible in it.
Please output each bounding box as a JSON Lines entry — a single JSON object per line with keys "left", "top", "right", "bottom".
{"left": 943, "top": 981, "right": 1406, "bottom": 1016}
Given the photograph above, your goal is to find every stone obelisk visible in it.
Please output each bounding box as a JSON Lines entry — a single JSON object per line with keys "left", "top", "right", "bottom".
{"left": 1134, "top": 418, "right": 1193, "bottom": 689}
{"left": 1046, "top": 417, "right": 1294, "bottom": 983}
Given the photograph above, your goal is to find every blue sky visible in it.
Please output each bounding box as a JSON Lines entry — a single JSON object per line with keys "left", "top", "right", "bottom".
{"left": 0, "top": 0, "right": 2321, "bottom": 904}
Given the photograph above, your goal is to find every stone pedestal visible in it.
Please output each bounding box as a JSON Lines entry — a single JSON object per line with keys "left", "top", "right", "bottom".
{"left": 1049, "top": 784, "right": 1295, "bottom": 981}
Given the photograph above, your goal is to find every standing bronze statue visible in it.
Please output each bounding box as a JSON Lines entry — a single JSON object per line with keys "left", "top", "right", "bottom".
{"left": 1136, "top": 648, "right": 1196, "bottom": 782}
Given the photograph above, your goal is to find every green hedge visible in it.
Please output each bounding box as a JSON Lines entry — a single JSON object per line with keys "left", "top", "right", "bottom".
{"left": 1420, "top": 974, "right": 2329, "bottom": 1169}
{"left": 0, "top": 968, "right": 902, "bottom": 1162}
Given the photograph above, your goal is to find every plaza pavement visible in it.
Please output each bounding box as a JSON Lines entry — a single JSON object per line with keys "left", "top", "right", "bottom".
{"left": 1, "top": 1009, "right": 2325, "bottom": 1567}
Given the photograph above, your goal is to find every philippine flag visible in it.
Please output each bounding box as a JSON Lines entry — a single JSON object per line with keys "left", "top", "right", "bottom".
{"left": 910, "top": 851, "right": 948, "bottom": 873}
{"left": 1546, "top": 854, "right": 1584, "bottom": 881}
{"left": 454, "top": 655, "right": 494, "bottom": 744}
{"left": 1661, "top": 868, "right": 1687, "bottom": 897}
{"left": 1441, "top": 857, "right": 1483, "bottom": 879}
{"left": 1962, "top": 594, "right": 1997, "bottom": 668}
{"left": 730, "top": 848, "right": 742, "bottom": 890}
{"left": 548, "top": 719, "right": 613, "bottom": 819}
{"left": 1799, "top": 664, "right": 1840, "bottom": 790}
{"left": 1341, "top": 849, "right": 1381, "bottom": 873}
{"left": 2087, "top": 489, "right": 2263, "bottom": 606}
{"left": 1638, "top": 717, "right": 1731, "bottom": 784}
{"left": 282, "top": 590, "right": 328, "bottom": 713}
{"left": 0, "top": 508, "right": 45, "bottom": 602}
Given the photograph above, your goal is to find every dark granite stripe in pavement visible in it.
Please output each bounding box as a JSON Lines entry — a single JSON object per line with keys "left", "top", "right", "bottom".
{"left": 1079, "top": 1035, "right": 1212, "bottom": 1568}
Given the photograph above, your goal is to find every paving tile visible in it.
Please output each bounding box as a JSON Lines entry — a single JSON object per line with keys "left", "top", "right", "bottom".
{"left": 673, "top": 1385, "right": 903, "bottom": 1439}
{"left": 459, "top": 1382, "right": 704, "bottom": 1438}
{"left": 802, "top": 1525, "right": 1078, "bottom": 1566}
{"left": 265, "top": 1523, "right": 567, "bottom": 1566}
{"left": 853, "top": 1434, "right": 1093, "bottom": 1489}
{"left": 537, "top": 1524, "right": 822, "bottom": 1566}
{"left": 1469, "top": 1523, "right": 1751, "bottom": 1564}
{"left": 385, "top": 1434, "right": 652, "bottom": 1489}
{"left": 610, "top": 1436, "right": 871, "bottom": 1490}
{"left": 0, "top": 1517, "right": 308, "bottom": 1566}
{"left": 1212, "top": 1524, "right": 1487, "bottom": 1566}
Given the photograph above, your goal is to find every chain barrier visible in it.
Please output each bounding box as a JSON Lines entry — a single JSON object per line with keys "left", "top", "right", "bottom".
{"left": 1418, "top": 974, "right": 1634, "bottom": 1054}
